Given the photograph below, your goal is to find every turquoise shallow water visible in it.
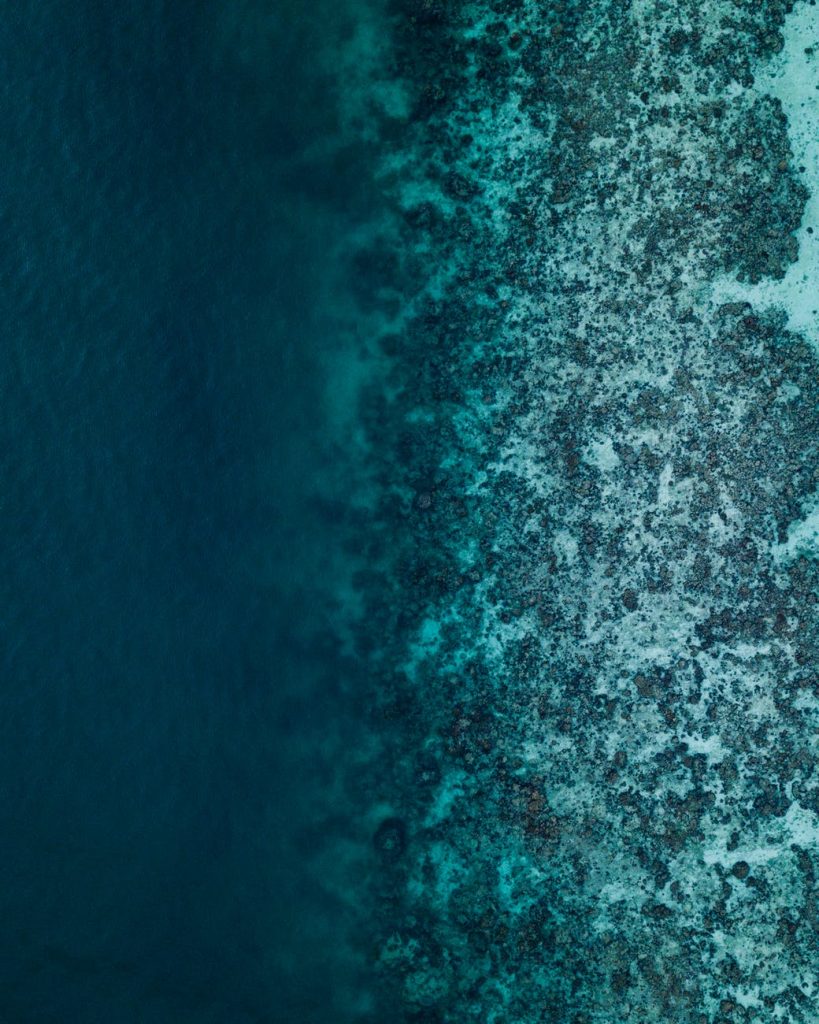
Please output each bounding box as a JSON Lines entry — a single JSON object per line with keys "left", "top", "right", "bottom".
{"left": 321, "top": 1, "right": 819, "bottom": 1021}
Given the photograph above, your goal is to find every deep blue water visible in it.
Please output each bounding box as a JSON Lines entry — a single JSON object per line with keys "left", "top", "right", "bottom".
{"left": 0, "top": 2, "right": 373, "bottom": 1019}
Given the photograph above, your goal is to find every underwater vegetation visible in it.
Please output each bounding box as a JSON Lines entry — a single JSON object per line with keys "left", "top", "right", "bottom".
{"left": 307, "top": 0, "right": 819, "bottom": 1021}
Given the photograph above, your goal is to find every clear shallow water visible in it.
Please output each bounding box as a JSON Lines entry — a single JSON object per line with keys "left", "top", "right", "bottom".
{"left": 0, "top": 1, "right": 380, "bottom": 1020}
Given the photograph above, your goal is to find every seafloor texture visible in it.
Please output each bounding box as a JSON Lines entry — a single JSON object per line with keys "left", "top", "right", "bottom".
{"left": 326, "top": 0, "right": 819, "bottom": 1021}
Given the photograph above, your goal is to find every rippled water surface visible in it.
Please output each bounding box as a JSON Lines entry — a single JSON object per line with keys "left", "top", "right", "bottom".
{"left": 0, "top": 1, "right": 380, "bottom": 1019}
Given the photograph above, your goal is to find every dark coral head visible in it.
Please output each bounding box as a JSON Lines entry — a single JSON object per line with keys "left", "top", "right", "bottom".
{"left": 373, "top": 816, "right": 408, "bottom": 862}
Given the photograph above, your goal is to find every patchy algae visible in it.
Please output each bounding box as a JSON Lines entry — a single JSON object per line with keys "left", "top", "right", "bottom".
{"left": 332, "top": 0, "right": 819, "bottom": 1021}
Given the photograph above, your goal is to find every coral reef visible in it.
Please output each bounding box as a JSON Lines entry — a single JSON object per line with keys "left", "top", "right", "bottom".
{"left": 325, "top": 1, "right": 819, "bottom": 1020}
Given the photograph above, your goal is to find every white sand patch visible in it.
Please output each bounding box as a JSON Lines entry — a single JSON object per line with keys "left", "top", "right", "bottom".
{"left": 709, "top": 4, "right": 819, "bottom": 350}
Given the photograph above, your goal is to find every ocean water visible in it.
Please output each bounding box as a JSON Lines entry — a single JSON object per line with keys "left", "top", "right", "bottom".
{"left": 6, "top": 0, "right": 819, "bottom": 1022}
{"left": 0, "top": 1, "right": 382, "bottom": 1020}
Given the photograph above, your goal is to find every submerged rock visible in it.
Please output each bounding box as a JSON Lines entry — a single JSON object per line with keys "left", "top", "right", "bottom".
{"left": 330, "top": 0, "right": 819, "bottom": 1020}
{"left": 373, "top": 817, "right": 407, "bottom": 863}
